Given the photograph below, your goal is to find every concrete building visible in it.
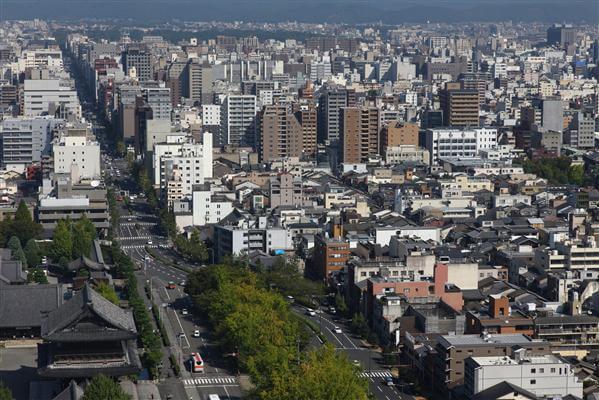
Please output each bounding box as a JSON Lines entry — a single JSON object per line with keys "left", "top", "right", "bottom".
{"left": 53, "top": 128, "right": 101, "bottom": 181}
{"left": 221, "top": 95, "right": 257, "bottom": 147}
{"left": 317, "top": 88, "right": 354, "bottom": 144}
{"left": 381, "top": 122, "right": 419, "bottom": 151}
{"left": 122, "top": 45, "right": 152, "bottom": 81}
{"left": 23, "top": 80, "right": 80, "bottom": 119}
{"left": 439, "top": 82, "right": 479, "bottom": 127}
{"left": 433, "top": 334, "right": 551, "bottom": 396}
{"left": 0, "top": 116, "right": 62, "bottom": 172}
{"left": 188, "top": 60, "right": 213, "bottom": 104}
{"left": 339, "top": 107, "right": 380, "bottom": 164}
{"left": 269, "top": 173, "right": 303, "bottom": 209}
{"left": 570, "top": 111, "right": 595, "bottom": 149}
{"left": 541, "top": 97, "right": 564, "bottom": 133}
{"left": 143, "top": 86, "right": 171, "bottom": 120}
{"left": 465, "top": 351, "right": 582, "bottom": 398}
{"left": 152, "top": 132, "right": 213, "bottom": 198}
{"left": 424, "top": 127, "right": 498, "bottom": 165}
{"left": 37, "top": 177, "right": 110, "bottom": 233}
{"left": 260, "top": 104, "right": 304, "bottom": 162}
{"left": 202, "top": 104, "right": 221, "bottom": 126}
{"left": 313, "top": 234, "right": 350, "bottom": 280}
{"left": 213, "top": 219, "right": 293, "bottom": 262}
{"left": 547, "top": 24, "right": 577, "bottom": 49}
{"left": 384, "top": 145, "right": 430, "bottom": 165}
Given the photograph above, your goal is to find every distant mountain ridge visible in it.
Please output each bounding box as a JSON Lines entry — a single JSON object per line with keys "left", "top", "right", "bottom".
{"left": 2, "top": 0, "right": 597, "bottom": 23}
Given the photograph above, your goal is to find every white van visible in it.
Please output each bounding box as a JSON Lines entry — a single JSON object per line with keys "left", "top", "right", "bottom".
{"left": 208, "top": 395, "right": 220, "bottom": 400}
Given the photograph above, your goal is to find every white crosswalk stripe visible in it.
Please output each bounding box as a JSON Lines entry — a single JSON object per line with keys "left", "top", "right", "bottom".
{"left": 183, "top": 377, "right": 237, "bottom": 386}
{"left": 121, "top": 244, "right": 168, "bottom": 250}
{"left": 119, "top": 236, "right": 153, "bottom": 240}
{"left": 359, "top": 371, "right": 392, "bottom": 378}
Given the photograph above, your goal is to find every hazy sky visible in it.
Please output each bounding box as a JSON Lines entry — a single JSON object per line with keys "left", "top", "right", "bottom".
{"left": 1, "top": 0, "right": 597, "bottom": 23}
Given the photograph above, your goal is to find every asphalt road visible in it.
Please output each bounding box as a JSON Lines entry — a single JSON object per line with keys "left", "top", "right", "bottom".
{"left": 293, "top": 305, "right": 413, "bottom": 400}
{"left": 116, "top": 198, "right": 243, "bottom": 400}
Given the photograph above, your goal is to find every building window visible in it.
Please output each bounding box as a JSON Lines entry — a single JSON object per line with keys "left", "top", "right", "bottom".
{"left": 530, "top": 379, "right": 536, "bottom": 385}
{"left": 551, "top": 368, "right": 556, "bottom": 373}
{"left": 530, "top": 369, "right": 536, "bottom": 374}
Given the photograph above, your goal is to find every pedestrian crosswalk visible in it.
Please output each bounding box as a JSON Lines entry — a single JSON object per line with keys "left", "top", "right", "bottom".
{"left": 119, "top": 236, "right": 153, "bottom": 240}
{"left": 359, "top": 370, "right": 392, "bottom": 378}
{"left": 121, "top": 244, "right": 168, "bottom": 250}
{"left": 183, "top": 377, "right": 237, "bottom": 386}
{"left": 120, "top": 222, "right": 157, "bottom": 227}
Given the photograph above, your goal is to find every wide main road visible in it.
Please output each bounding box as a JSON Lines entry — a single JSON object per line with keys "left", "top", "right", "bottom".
{"left": 293, "top": 305, "right": 413, "bottom": 400}
{"left": 114, "top": 188, "right": 242, "bottom": 399}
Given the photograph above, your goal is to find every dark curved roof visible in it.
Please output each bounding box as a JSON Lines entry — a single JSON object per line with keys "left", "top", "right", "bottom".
{"left": 41, "top": 284, "right": 136, "bottom": 341}
{"left": 66, "top": 255, "right": 110, "bottom": 272}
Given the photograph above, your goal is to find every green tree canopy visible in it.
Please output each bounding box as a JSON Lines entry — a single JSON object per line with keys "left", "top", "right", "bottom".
{"left": 0, "top": 380, "right": 13, "bottom": 400}
{"left": 7, "top": 235, "right": 27, "bottom": 268}
{"left": 50, "top": 219, "right": 73, "bottom": 262}
{"left": 95, "top": 282, "right": 119, "bottom": 305}
{"left": 174, "top": 228, "right": 208, "bottom": 263}
{"left": 27, "top": 268, "right": 48, "bottom": 284}
{"left": 72, "top": 215, "right": 96, "bottom": 258}
{"left": 10, "top": 200, "right": 42, "bottom": 245}
{"left": 82, "top": 374, "right": 130, "bottom": 400}
{"left": 24, "top": 239, "right": 41, "bottom": 267}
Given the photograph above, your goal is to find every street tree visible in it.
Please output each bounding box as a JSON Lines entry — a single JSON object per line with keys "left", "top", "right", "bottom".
{"left": 82, "top": 374, "right": 130, "bottom": 400}
{"left": 24, "top": 239, "right": 41, "bottom": 267}
{"left": 50, "top": 219, "right": 73, "bottom": 262}
{"left": 7, "top": 236, "right": 27, "bottom": 268}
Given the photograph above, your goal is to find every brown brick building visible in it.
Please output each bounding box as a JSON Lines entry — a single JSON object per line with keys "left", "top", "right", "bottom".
{"left": 339, "top": 107, "right": 381, "bottom": 164}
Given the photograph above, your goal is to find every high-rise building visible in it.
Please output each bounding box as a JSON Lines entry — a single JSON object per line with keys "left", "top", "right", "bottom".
{"left": 188, "top": 60, "right": 213, "bottom": 104}
{"left": 259, "top": 104, "right": 317, "bottom": 162}
{"left": 260, "top": 104, "right": 302, "bottom": 162}
{"left": 122, "top": 44, "right": 152, "bottom": 82}
{"left": 541, "top": 97, "right": 564, "bottom": 133}
{"left": 22, "top": 79, "right": 80, "bottom": 119}
{"left": 0, "top": 116, "right": 62, "bottom": 172}
{"left": 546, "top": 24, "right": 577, "bottom": 49}
{"left": 313, "top": 234, "right": 350, "bottom": 281}
{"left": 381, "top": 122, "right": 419, "bottom": 152}
{"left": 317, "top": 88, "right": 355, "bottom": 144}
{"left": 143, "top": 87, "right": 171, "bottom": 121}
{"left": 339, "top": 107, "right": 381, "bottom": 164}
{"left": 53, "top": 128, "right": 101, "bottom": 181}
{"left": 439, "top": 82, "right": 480, "bottom": 127}
{"left": 221, "top": 95, "right": 257, "bottom": 147}
{"left": 572, "top": 112, "right": 595, "bottom": 149}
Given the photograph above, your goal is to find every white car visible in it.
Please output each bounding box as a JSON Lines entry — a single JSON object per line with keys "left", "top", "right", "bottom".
{"left": 181, "top": 309, "right": 188, "bottom": 315}
{"left": 147, "top": 240, "right": 153, "bottom": 245}
{"left": 305, "top": 308, "right": 316, "bottom": 317}
{"left": 332, "top": 326, "right": 342, "bottom": 334}
{"left": 193, "top": 330, "right": 200, "bottom": 338}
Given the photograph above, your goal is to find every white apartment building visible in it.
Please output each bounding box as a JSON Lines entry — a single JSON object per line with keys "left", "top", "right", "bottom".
{"left": 18, "top": 49, "right": 63, "bottom": 72}
{"left": 424, "top": 127, "right": 497, "bottom": 165}
{"left": 53, "top": 130, "right": 101, "bottom": 180}
{"left": 201, "top": 104, "right": 221, "bottom": 126}
{"left": 23, "top": 79, "right": 80, "bottom": 119}
{"left": 384, "top": 145, "right": 430, "bottom": 165}
{"left": 152, "top": 132, "right": 213, "bottom": 198}
{"left": 465, "top": 351, "right": 582, "bottom": 398}
{"left": 0, "top": 116, "right": 63, "bottom": 172}
{"left": 191, "top": 185, "right": 234, "bottom": 226}
{"left": 220, "top": 95, "right": 257, "bottom": 147}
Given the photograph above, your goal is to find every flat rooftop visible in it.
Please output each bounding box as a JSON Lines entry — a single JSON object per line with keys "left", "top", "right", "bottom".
{"left": 470, "top": 354, "right": 565, "bottom": 367}
{"left": 439, "top": 334, "right": 544, "bottom": 348}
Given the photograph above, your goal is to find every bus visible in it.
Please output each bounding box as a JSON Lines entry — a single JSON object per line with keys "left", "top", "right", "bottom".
{"left": 190, "top": 352, "right": 204, "bottom": 373}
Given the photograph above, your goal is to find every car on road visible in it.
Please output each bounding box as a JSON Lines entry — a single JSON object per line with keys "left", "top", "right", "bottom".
{"left": 181, "top": 309, "right": 188, "bottom": 315}
{"left": 384, "top": 376, "right": 394, "bottom": 386}
{"left": 332, "top": 326, "right": 342, "bottom": 334}
{"left": 193, "top": 329, "right": 200, "bottom": 338}
{"left": 41, "top": 256, "right": 48, "bottom": 265}
{"left": 166, "top": 282, "right": 176, "bottom": 289}
{"left": 305, "top": 308, "right": 316, "bottom": 316}
{"left": 147, "top": 239, "right": 153, "bottom": 245}
{"left": 329, "top": 306, "right": 337, "bottom": 314}
{"left": 286, "top": 295, "right": 294, "bottom": 302}
{"left": 208, "top": 395, "right": 221, "bottom": 400}
{"left": 352, "top": 359, "right": 361, "bottom": 367}
{"left": 180, "top": 281, "right": 186, "bottom": 287}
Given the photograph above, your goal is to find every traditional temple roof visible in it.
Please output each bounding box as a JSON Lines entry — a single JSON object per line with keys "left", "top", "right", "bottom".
{"left": 41, "top": 284, "right": 136, "bottom": 342}
{"left": 66, "top": 255, "right": 110, "bottom": 272}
